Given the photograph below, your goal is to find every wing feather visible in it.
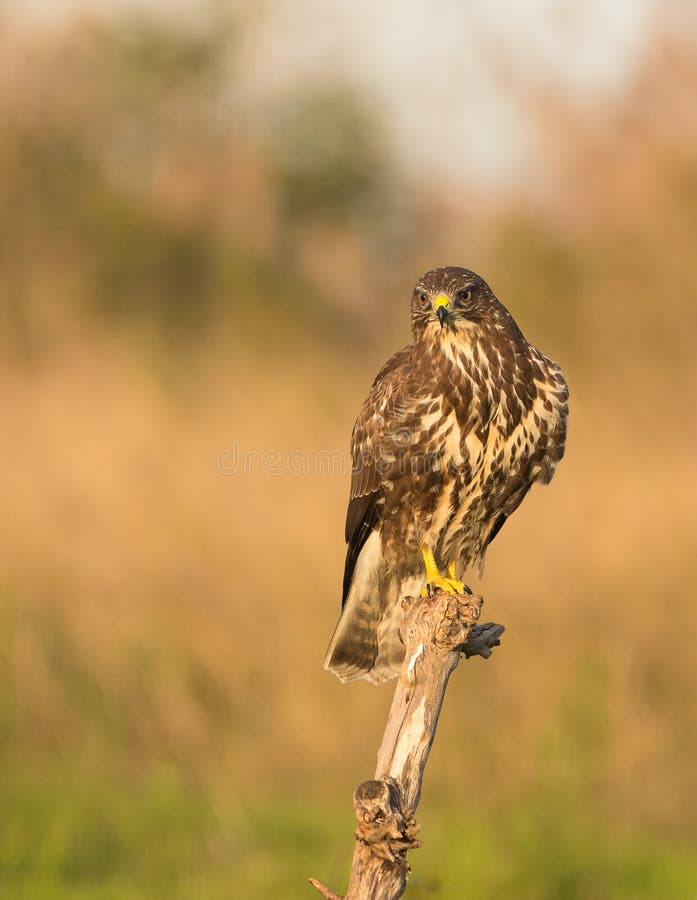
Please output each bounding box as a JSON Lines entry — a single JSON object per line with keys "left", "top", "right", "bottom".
{"left": 342, "top": 346, "right": 413, "bottom": 605}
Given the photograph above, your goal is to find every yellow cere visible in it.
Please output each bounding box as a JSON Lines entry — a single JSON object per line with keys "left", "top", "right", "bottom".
{"left": 434, "top": 293, "right": 449, "bottom": 308}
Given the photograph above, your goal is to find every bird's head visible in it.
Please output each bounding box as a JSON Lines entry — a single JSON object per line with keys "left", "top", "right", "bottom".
{"left": 410, "top": 266, "right": 517, "bottom": 344}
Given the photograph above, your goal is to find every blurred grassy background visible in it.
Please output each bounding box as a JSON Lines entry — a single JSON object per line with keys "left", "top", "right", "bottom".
{"left": 1, "top": 4, "right": 697, "bottom": 898}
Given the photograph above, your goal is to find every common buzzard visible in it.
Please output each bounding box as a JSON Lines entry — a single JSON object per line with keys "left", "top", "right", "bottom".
{"left": 324, "top": 267, "right": 569, "bottom": 684}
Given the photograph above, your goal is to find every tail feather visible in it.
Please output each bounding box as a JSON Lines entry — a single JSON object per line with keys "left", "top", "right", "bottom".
{"left": 324, "top": 533, "right": 418, "bottom": 684}
{"left": 324, "top": 594, "right": 404, "bottom": 684}
{"left": 324, "top": 531, "right": 386, "bottom": 682}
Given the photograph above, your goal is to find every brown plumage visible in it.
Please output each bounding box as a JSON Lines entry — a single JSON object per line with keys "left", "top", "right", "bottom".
{"left": 324, "top": 267, "right": 569, "bottom": 684}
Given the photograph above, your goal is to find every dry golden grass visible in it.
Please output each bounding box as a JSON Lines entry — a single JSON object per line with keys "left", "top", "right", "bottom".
{"left": 2, "top": 301, "right": 695, "bottom": 830}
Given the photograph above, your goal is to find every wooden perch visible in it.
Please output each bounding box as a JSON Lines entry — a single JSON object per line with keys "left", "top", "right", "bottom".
{"left": 311, "top": 591, "right": 504, "bottom": 899}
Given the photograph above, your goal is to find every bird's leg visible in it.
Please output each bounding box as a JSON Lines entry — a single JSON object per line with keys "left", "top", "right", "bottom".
{"left": 420, "top": 545, "right": 467, "bottom": 595}
{"left": 421, "top": 545, "right": 441, "bottom": 593}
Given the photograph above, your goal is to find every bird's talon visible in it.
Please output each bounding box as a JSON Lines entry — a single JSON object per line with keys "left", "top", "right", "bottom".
{"left": 421, "top": 575, "right": 467, "bottom": 596}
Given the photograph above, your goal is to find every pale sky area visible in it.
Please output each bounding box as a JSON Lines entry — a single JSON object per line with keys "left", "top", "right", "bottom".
{"left": 241, "top": 0, "right": 655, "bottom": 186}
{"left": 4, "top": 0, "right": 692, "bottom": 187}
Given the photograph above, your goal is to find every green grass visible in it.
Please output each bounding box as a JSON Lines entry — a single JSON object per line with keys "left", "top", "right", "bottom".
{"left": 2, "top": 766, "right": 696, "bottom": 899}
{"left": 414, "top": 799, "right": 697, "bottom": 900}
{"left": 1, "top": 767, "right": 216, "bottom": 900}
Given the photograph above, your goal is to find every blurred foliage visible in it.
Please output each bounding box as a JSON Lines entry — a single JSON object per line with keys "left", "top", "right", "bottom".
{"left": 1, "top": 8, "right": 697, "bottom": 899}
{"left": 0, "top": 14, "right": 397, "bottom": 357}
{"left": 267, "top": 86, "right": 390, "bottom": 222}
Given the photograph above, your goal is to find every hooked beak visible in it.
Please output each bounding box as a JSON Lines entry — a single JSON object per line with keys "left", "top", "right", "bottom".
{"left": 434, "top": 293, "right": 450, "bottom": 328}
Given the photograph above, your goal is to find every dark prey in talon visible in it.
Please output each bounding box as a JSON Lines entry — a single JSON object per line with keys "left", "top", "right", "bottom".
{"left": 324, "top": 267, "right": 569, "bottom": 684}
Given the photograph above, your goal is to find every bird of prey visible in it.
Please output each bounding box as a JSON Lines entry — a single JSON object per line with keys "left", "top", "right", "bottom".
{"left": 324, "top": 266, "right": 569, "bottom": 684}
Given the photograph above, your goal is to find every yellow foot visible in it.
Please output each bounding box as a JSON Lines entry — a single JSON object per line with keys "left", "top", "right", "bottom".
{"left": 420, "top": 544, "right": 469, "bottom": 596}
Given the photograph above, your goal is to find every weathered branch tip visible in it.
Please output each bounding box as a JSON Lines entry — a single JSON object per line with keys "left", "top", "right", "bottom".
{"left": 462, "top": 621, "right": 505, "bottom": 659}
{"left": 309, "top": 878, "right": 344, "bottom": 900}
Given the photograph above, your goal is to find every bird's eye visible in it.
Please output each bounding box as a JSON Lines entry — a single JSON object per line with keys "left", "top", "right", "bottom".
{"left": 455, "top": 288, "right": 472, "bottom": 306}
{"left": 417, "top": 292, "right": 430, "bottom": 309}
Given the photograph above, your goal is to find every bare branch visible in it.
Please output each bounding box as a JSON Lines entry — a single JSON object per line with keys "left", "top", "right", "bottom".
{"left": 462, "top": 621, "right": 505, "bottom": 659}
{"left": 308, "top": 878, "right": 344, "bottom": 900}
{"left": 311, "top": 590, "right": 504, "bottom": 898}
